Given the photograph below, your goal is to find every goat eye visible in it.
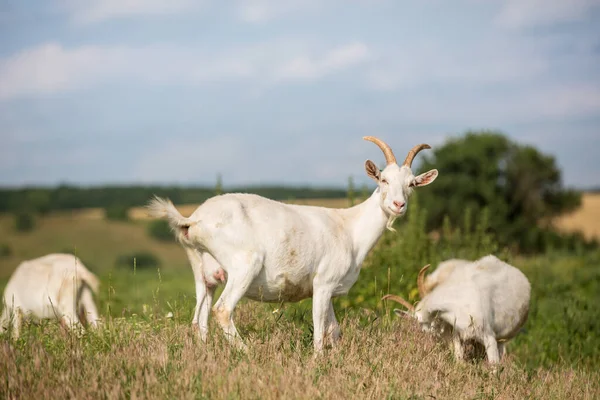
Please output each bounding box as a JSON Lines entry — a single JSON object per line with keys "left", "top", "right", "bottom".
{"left": 381, "top": 178, "right": 388, "bottom": 184}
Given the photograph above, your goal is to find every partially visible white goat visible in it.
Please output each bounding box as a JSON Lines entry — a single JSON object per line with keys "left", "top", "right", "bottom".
{"left": 383, "top": 255, "right": 531, "bottom": 363}
{"left": 148, "top": 136, "right": 438, "bottom": 352}
{"left": 0, "top": 253, "right": 101, "bottom": 338}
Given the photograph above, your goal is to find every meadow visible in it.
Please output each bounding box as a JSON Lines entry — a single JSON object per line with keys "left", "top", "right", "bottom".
{"left": 1, "top": 195, "right": 599, "bottom": 399}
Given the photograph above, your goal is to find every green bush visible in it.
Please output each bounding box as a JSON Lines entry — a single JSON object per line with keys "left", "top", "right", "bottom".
{"left": 14, "top": 212, "right": 35, "bottom": 232}
{"left": 417, "top": 131, "right": 583, "bottom": 253}
{"left": 105, "top": 204, "right": 130, "bottom": 221}
{"left": 0, "top": 243, "right": 12, "bottom": 258}
{"left": 147, "top": 220, "right": 174, "bottom": 242}
{"left": 115, "top": 251, "right": 161, "bottom": 270}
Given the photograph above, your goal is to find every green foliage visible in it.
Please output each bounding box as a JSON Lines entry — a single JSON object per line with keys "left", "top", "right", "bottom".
{"left": 14, "top": 212, "right": 36, "bottom": 232}
{"left": 347, "top": 176, "right": 356, "bottom": 206}
{"left": 215, "top": 173, "right": 223, "bottom": 196}
{"left": 416, "top": 131, "right": 585, "bottom": 253}
{"left": 147, "top": 220, "right": 174, "bottom": 242}
{"left": 104, "top": 204, "right": 130, "bottom": 221}
{"left": 115, "top": 251, "right": 161, "bottom": 270}
{"left": 0, "top": 243, "right": 11, "bottom": 258}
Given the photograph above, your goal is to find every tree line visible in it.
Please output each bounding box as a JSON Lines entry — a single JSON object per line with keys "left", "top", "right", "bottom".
{"left": 0, "top": 185, "right": 347, "bottom": 214}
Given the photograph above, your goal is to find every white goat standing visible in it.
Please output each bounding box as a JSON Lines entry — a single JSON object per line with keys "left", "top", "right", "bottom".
{"left": 0, "top": 253, "right": 101, "bottom": 338}
{"left": 383, "top": 255, "right": 531, "bottom": 363}
{"left": 147, "top": 136, "right": 438, "bottom": 352}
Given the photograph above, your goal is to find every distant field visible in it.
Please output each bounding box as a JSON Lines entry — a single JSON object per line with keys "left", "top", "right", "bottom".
{"left": 0, "top": 211, "right": 190, "bottom": 280}
{"left": 555, "top": 193, "right": 600, "bottom": 240}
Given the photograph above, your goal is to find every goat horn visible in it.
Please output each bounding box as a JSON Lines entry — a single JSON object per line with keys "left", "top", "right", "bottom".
{"left": 417, "top": 264, "right": 431, "bottom": 298}
{"left": 403, "top": 144, "right": 431, "bottom": 168}
{"left": 363, "top": 136, "right": 397, "bottom": 165}
{"left": 382, "top": 294, "right": 415, "bottom": 311}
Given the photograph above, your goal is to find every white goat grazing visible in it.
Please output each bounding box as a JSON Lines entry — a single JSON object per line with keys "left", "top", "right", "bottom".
{"left": 147, "top": 136, "right": 438, "bottom": 352}
{"left": 0, "top": 253, "right": 101, "bottom": 338}
{"left": 383, "top": 255, "right": 531, "bottom": 363}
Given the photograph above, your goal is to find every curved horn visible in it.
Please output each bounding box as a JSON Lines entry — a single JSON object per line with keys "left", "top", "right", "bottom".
{"left": 363, "top": 136, "right": 397, "bottom": 165}
{"left": 417, "top": 264, "right": 431, "bottom": 298}
{"left": 382, "top": 294, "right": 415, "bottom": 311}
{"left": 403, "top": 144, "right": 431, "bottom": 168}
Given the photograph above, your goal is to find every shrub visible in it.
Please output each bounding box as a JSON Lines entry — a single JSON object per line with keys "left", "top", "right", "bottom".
{"left": 147, "top": 220, "right": 174, "bottom": 242}
{"left": 14, "top": 212, "right": 35, "bottom": 232}
{"left": 105, "top": 204, "right": 130, "bottom": 221}
{"left": 0, "top": 243, "right": 12, "bottom": 258}
{"left": 115, "top": 251, "right": 161, "bottom": 270}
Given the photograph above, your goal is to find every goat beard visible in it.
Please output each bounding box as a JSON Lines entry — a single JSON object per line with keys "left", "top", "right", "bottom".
{"left": 386, "top": 215, "right": 398, "bottom": 232}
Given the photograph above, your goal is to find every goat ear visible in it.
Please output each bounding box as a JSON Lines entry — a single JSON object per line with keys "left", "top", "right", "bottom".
{"left": 365, "top": 160, "right": 380, "bottom": 182}
{"left": 410, "top": 169, "right": 438, "bottom": 187}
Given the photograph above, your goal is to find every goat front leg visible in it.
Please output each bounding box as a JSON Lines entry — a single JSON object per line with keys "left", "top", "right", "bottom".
{"left": 312, "top": 285, "right": 334, "bottom": 354}
{"left": 452, "top": 334, "right": 465, "bottom": 362}
{"left": 325, "top": 300, "right": 341, "bottom": 348}
{"left": 498, "top": 341, "right": 506, "bottom": 360}
{"left": 211, "top": 252, "right": 261, "bottom": 351}
{"left": 483, "top": 334, "right": 500, "bottom": 364}
{"left": 10, "top": 308, "right": 23, "bottom": 340}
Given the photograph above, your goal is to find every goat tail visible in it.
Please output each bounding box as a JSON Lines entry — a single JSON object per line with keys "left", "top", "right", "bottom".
{"left": 146, "top": 196, "right": 194, "bottom": 244}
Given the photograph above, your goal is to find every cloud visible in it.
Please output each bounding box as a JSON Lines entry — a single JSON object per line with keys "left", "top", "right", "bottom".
{"left": 274, "top": 42, "right": 369, "bottom": 81}
{"left": 366, "top": 37, "right": 548, "bottom": 91}
{"left": 235, "top": 0, "right": 321, "bottom": 23}
{"left": 495, "top": 0, "right": 600, "bottom": 30}
{"left": 0, "top": 40, "right": 370, "bottom": 100}
{"left": 63, "top": 0, "right": 202, "bottom": 24}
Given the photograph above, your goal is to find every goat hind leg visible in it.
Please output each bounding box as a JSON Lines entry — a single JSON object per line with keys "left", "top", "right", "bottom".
{"left": 197, "top": 286, "right": 215, "bottom": 342}
{"left": 79, "top": 288, "right": 100, "bottom": 328}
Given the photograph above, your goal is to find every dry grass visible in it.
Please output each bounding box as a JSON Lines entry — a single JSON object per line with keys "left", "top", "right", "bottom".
{"left": 554, "top": 193, "right": 600, "bottom": 240}
{"left": 2, "top": 304, "right": 598, "bottom": 400}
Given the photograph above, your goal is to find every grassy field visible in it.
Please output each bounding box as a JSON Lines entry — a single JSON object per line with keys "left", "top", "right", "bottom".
{"left": 1, "top": 197, "right": 599, "bottom": 398}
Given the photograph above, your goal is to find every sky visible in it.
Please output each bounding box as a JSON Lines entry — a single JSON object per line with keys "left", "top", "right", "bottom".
{"left": 0, "top": 0, "right": 599, "bottom": 189}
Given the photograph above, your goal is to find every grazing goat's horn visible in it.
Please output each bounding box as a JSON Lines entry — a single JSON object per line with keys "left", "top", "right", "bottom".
{"left": 417, "top": 264, "right": 431, "bottom": 298}
{"left": 382, "top": 294, "right": 415, "bottom": 311}
{"left": 363, "top": 136, "right": 397, "bottom": 165}
{"left": 403, "top": 144, "right": 431, "bottom": 168}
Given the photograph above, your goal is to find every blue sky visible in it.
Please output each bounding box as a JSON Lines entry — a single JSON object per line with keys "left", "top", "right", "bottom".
{"left": 1, "top": 0, "right": 599, "bottom": 189}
